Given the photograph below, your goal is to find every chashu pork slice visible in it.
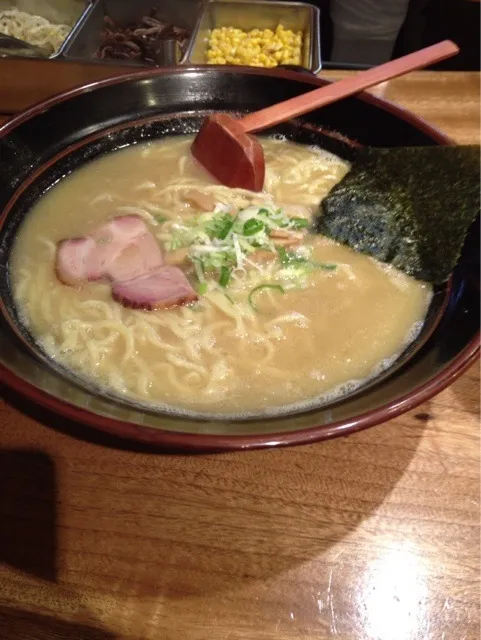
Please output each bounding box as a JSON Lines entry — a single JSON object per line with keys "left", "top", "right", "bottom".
{"left": 56, "top": 236, "right": 97, "bottom": 285}
{"left": 105, "top": 233, "right": 163, "bottom": 282}
{"left": 56, "top": 215, "right": 159, "bottom": 284}
{"left": 87, "top": 215, "right": 152, "bottom": 280}
{"left": 111, "top": 266, "right": 198, "bottom": 310}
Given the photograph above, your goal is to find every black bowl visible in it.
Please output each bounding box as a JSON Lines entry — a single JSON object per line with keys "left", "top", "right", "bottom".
{"left": 0, "top": 67, "right": 479, "bottom": 450}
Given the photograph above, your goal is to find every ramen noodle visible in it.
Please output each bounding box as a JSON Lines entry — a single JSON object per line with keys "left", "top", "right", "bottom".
{"left": 11, "top": 136, "right": 433, "bottom": 417}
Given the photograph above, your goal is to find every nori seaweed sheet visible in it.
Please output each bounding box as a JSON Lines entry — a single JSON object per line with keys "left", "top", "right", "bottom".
{"left": 316, "top": 145, "right": 480, "bottom": 283}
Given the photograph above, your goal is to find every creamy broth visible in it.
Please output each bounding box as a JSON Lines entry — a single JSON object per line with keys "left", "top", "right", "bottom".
{"left": 11, "top": 137, "right": 432, "bottom": 416}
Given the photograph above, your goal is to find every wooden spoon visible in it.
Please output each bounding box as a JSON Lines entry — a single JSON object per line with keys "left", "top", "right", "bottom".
{"left": 191, "top": 40, "right": 459, "bottom": 192}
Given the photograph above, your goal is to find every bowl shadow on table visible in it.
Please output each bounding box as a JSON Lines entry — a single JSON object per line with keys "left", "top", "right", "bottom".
{"left": 0, "top": 449, "right": 57, "bottom": 582}
{"left": 0, "top": 606, "right": 116, "bottom": 640}
{"left": 1, "top": 384, "right": 432, "bottom": 601}
{"left": 0, "top": 447, "right": 118, "bottom": 639}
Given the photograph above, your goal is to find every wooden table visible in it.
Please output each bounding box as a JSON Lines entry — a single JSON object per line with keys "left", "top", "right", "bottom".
{"left": 0, "top": 65, "right": 479, "bottom": 640}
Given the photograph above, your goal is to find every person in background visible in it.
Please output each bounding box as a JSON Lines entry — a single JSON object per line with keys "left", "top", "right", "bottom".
{"left": 330, "top": 0, "right": 411, "bottom": 65}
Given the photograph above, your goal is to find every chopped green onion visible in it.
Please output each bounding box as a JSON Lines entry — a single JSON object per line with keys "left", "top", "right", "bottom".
{"left": 165, "top": 203, "right": 321, "bottom": 292}
{"left": 278, "top": 247, "right": 290, "bottom": 266}
{"left": 278, "top": 247, "right": 337, "bottom": 274}
{"left": 277, "top": 247, "right": 308, "bottom": 266}
{"left": 197, "top": 282, "right": 208, "bottom": 295}
{"left": 290, "top": 217, "right": 309, "bottom": 229}
{"left": 154, "top": 214, "right": 168, "bottom": 224}
{"left": 218, "top": 218, "right": 234, "bottom": 240}
{"left": 219, "top": 265, "right": 231, "bottom": 287}
{"left": 243, "top": 219, "right": 264, "bottom": 236}
{"left": 248, "top": 284, "right": 285, "bottom": 312}
{"left": 225, "top": 293, "right": 235, "bottom": 305}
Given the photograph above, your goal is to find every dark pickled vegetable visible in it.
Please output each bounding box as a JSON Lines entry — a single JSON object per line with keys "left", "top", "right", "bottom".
{"left": 317, "top": 145, "right": 480, "bottom": 283}
{"left": 95, "top": 10, "right": 191, "bottom": 65}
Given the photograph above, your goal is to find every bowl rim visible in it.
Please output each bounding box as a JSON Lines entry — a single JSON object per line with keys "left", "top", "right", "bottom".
{"left": 0, "top": 64, "right": 467, "bottom": 144}
{"left": 0, "top": 65, "right": 479, "bottom": 450}
{"left": 0, "top": 340, "right": 478, "bottom": 450}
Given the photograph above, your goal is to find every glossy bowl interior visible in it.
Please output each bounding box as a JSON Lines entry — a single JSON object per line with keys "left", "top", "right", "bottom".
{"left": 0, "top": 67, "right": 479, "bottom": 449}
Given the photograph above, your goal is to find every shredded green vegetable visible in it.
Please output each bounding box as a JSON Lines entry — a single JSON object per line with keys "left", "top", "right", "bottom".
{"left": 205, "top": 213, "right": 234, "bottom": 240}
{"left": 248, "top": 284, "right": 285, "bottom": 312}
{"left": 164, "top": 203, "right": 335, "bottom": 294}
{"left": 290, "top": 217, "right": 309, "bottom": 229}
{"left": 278, "top": 247, "right": 307, "bottom": 266}
{"left": 278, "top": 247, "right": 337, "bottom": 271}
{"left": 312, "top": 262, "right": 337, "bottom": 270}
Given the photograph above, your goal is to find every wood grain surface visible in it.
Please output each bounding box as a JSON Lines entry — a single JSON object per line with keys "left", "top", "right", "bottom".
{"left": 0, "top": 65, "right": 479, "bottom": 640}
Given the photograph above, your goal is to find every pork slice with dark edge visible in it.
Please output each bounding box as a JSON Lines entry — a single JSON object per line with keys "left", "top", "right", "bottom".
{"left": 111, "top": 266, "right": 198, "bottom": 310}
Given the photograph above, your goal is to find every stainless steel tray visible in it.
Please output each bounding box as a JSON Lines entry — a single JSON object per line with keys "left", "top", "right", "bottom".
{"left": 185, "top": 0, "right": 322, "bottom": 73}
{"left": 0, "top": 0, "right": 321, "bottom": 72}
{"left": 0, "top": 0, "right": 93, "bottom": 58}
{"left": 62, "top": 0, "right": 202, "bottom": 65}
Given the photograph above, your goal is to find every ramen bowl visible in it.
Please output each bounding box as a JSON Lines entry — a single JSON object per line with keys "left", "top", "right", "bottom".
{"left": 0, "top": 67, "right": 479, "bottom": 450}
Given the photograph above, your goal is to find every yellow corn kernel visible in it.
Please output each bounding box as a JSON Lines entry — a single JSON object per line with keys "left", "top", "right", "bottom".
{"left": 205, "top": 23, "right": 303, "bottom": 68}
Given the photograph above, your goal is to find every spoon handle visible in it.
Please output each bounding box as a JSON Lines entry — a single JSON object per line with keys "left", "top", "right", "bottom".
{"left": 239, "top": 40, "right": 459, "bottom": 134}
